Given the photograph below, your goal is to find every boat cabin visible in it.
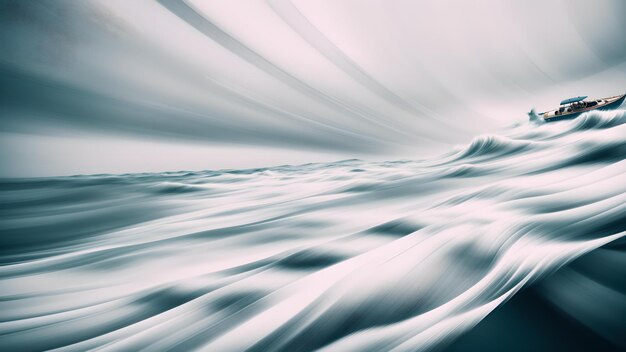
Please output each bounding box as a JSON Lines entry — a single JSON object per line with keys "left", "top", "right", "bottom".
{"left": 553, "top": 96, "right": 606, "bottom": 116}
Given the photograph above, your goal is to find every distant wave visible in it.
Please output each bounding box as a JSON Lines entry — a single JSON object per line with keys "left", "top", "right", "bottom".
{"left": 1, "top": 110, "right": 625, "bottom": 351}
{"left": 455, "top": 134, "right": 534, "bottom": 159}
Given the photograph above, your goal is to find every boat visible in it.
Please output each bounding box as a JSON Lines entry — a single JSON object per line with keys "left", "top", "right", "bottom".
{"left": 540, "top": 93, "right": 625, "bottom": 122}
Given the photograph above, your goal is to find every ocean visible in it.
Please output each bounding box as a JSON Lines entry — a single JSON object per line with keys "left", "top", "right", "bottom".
{"left": 1, "top": 110, "right": 625, "bottom": 351}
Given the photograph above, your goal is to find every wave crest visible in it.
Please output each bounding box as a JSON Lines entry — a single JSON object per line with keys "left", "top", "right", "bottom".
{"left": 570, "top": 110, "right": 626, "bottom": 131}
{"left": 457, "top": 134, "right": 533, "bottom": 159}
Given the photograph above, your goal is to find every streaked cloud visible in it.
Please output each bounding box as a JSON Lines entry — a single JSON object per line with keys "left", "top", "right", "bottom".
{"left": 1, "top": 0, "right": 625, "bottom": 176}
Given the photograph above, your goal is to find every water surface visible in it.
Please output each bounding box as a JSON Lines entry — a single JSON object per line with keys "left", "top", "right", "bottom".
{"left": 1, "top": 110, "right": 625, "bottom": 351}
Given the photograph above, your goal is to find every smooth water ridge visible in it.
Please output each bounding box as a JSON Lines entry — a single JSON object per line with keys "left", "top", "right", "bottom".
{"left": 1, "top": 110, "right": 625, "bottom": 351}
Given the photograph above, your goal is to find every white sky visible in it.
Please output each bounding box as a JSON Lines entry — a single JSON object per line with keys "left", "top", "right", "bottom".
{"left": 1, "top": 0, "right": 625, "bottom": 177}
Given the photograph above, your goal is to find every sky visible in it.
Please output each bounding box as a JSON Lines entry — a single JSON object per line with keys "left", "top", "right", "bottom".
{"left": 1, "top": 0, "right": 625, "bottom": 177}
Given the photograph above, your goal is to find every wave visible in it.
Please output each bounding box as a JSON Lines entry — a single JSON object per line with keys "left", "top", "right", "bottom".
{"left": 455, "top": 134, "right": 534, "bottom": 160}
{"left": 571, "top": 109, "right": 626, "bottom": 131}
{"left": 150, "top": 182, "right": 212, "bottom": 195}
{"left": 0, "top": 110, "right": 625, "bottom": 351}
